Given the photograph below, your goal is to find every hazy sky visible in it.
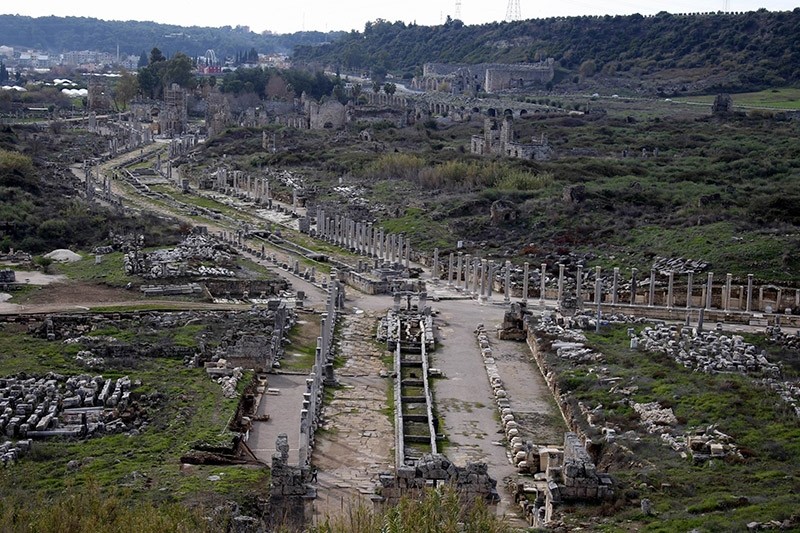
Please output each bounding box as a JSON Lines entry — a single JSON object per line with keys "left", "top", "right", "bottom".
{"left": 4, "top": 0, "right": 798, "bottom": 34}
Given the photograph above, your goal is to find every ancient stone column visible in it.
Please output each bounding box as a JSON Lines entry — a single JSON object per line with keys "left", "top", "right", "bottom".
{"left": 686, "top": 271, "right": 694, "bottom": 309}
{"left": 595, "top": 266, "right": 602, "bottom": 305}
{"left": 648, "top": 268, "right": 656, "bottom": 307}
{"left": 299, "top": 409, "right": 309, "bottom": 466}
{"left": 503, "top": 260, "right": 511, "bottom": 303}
{"left": 404, "top": 237, "right": 411, "bottom": 268}
{"left": 540, "top": 263, "right": 547, "bottom": 304}
{"left": 576, "top": 265, "right": 583, "bottom": 310}
{"left": 472, "top": 258, "right": 481, "bottom": 297}
{"left": 448, "top": 253, "right": 455, "bottom": 288}
{"left": 558, "top": 263, "right": 565, "bottom": 302}
{"left": 667, "top": 271, "right": 675, "bottom": 309}
{"left": 522, "top": 262, "right": 530, "bottom": 303}
{"left": 463, "top": 254, "right": 471, "bottom": 291}
{"left": 397, "top": 235, "right": 404, "bottom": 266}
{"left": 367, "top": 223, "right": 374, "bottom": 257}
{"left": 725, "top": 273, "right": 733, "bottom": 311}
{"left": 378, "top": 229, "right": 385, "bottom": 260}
{"left": 432, "top": 248, "right": 440, "bottom": 280}
{"left": 486, "top": 261, "right": 490, "bottom": 300}
{"left": 456, "top": 253, "right": 463, "bottom": 288}
{"left": 479, "top": 260, "right": 488, "bottom": 300}
{"left": 612, "top": 267, "right": 619, "bottom": 305}
{"left": 630, "top": 268, "right": 638, "bottom": 306}
{"left": 706, "top": 272, "right": 714, "bottom": 310}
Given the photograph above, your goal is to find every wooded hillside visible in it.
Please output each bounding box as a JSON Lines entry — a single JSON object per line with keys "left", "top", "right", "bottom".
{"left": 0, "top": 15, "right": 343, "bottom": 58}
{"left": 293, "top": 10, "right": 800, "bottom": 92}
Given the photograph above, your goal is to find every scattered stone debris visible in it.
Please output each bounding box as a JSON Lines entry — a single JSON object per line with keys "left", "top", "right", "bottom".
{"left": 204, "top": 360, "right": 244, "bottom": 398}
{"left": 659, "top": 425, "right": 743, "bottom": 464}
{"left": 635, "top": 325, "right": 782, "bottom": 377}
{"left": 652, "top": 256, "right": 709, "bottom": 275}
{"left": 510, "top": 433, "right": 614, "bottom": 528}
{"left": 124, "top": 234, "right": 236, "bottom": 279}
{"left": 632, "top": 402, "right": 678, "bottom": 432}
{"left": 0, "top": 373, "right": 140, "bottom": 461}
{"left": 0, "top": 438, "right": 31, "bottom": 467}
{"left": 765, "top": 326, "right": 800, "bottom": 350}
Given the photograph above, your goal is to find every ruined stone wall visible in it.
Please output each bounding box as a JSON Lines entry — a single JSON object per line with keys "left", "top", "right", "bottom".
{"left": 269, "top": 434, "right": 312, "bottom": 530}
{"left": 376, "top": 453, "right": 498, "bottom": 505}
{"left": 307, "top": 100, "right": 347, "bottom": 130}
{"left": 417, "top": 60, "right": 554, "bottom": 95}
{"left": 204, "top": 279, "right": 288, "bottom": 299}
{"left": 484, "top": 61, "right": 555, "bottom": 92}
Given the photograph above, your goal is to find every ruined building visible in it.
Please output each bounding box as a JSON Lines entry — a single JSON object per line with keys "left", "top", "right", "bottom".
{"left": 471, "top": 115, "right": 552, "bottom": 161}
{"left": 129, "top": 83, "right": 189, "bottom": 137}
{"left": 413, "top": 60, "right": 555, "bottom": 95}
{"left": 161, "top": 83, "right": 188, "bottom": 136}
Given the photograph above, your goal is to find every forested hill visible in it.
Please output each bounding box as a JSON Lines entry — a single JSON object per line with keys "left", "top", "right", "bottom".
{"left": 293, "top": 10, "right": 800, "bottom": 90}
{"left": 0, "top": 15, "right": 343, "bottom": 58}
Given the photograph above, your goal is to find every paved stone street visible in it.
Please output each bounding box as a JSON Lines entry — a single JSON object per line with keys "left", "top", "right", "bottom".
{"left": 311, "top": 310, "right": 395, "bottom": 524}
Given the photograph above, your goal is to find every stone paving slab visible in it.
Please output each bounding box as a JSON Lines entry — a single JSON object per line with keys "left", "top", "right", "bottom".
{"left": 247, "top": 373, "right": 308, "bottom": 465}
{"left": 311, "top": 311, "right": 394, "bottom": 522}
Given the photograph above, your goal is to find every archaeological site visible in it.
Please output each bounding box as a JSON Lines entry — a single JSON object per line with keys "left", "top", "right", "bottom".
{"left": 1, "top": 7, "right": 799, "bottom": 532}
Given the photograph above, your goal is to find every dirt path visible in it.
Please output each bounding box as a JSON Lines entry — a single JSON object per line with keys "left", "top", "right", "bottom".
{"left": 310, "top": 309, "right": 395, "bottom": 524}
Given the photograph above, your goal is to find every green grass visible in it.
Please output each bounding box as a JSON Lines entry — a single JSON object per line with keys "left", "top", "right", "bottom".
{"left": 279, "top": 314, "right": 322, "bottom": 372}
{"left": 676, "top": 87, "right": 800, "bottom": 110}
{"left": 595, "top": 222, "right": 797, "bottom": 281}
{"left": 54, "top": 252, "right": 138, "bottom": 286}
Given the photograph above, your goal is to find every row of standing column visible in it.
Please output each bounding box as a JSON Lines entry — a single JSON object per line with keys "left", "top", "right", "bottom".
{"left": 315, "top": 210, "right": 411, "bottom": 268}
{"left": 430, "top": 249, "right": 771, "bottom": 313}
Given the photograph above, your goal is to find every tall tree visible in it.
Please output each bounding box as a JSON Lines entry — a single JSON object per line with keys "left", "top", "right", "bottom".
{"left": 137, "top": 51, "right": 148, "bottom": 68}
{"left": 112, "top": 69, "right": 139, "bottom": 111}
{"left": 0, "top": 62, "right": 8, "bottom": 83}
{"left": 162, "top": 52, "right": 194, "bottom": 88}
{"left": 149, "top": 47, "right": 166, "bottom": 64}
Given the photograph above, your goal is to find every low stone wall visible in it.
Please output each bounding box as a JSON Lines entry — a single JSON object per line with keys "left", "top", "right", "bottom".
{"left": 376, "top": 453, "right": 498, "bottom": 504}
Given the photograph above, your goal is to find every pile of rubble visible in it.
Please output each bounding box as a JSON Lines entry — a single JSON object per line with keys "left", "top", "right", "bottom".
{"left": 761, "top": 379, "right": 800, "bottom": 419}
{"left": 632, "top": 401, "right": 678, "bottom": 433}
{"left": 635, "top": 325, "right": 782, "bottom": 377}
{"left": 659, "top": 425, "right": 742, "bottom": 463}
{"left": 765, "top": 326, "right": 800, "bottom": 350}
{"left": 531, "top": 315, "right": 592, "bottom": 344}
{"left": 1, "top": 438, "right": 31, "bottom": 467}
{"left": 204, "top": 359, "right": 244, "bottom": 398}
{"left": 511, "top": 434, "right": 614, "bottom": 528}
{"left": 0, "top": 373, "right": 135, "bottom": 448}
{"left": 124, "top": 234, "right": 236, "bottom": 279}
{"left": 652, "top": 256, "right": 709, "bottom": 275}
{"left": 377, "top": 453, "right": 498, "bottom": 501}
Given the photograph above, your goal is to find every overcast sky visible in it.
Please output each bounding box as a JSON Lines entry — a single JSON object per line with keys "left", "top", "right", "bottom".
{"left": 4, "top": 0, "right": 798, "bottom": 34}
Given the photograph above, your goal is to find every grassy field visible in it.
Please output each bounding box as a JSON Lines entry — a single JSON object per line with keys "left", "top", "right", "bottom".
{"left": 675, "top": 87, "right": 800, "bottom": 110}
{"left": 54, "top": 252, "right": 137, "bottom": 286}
